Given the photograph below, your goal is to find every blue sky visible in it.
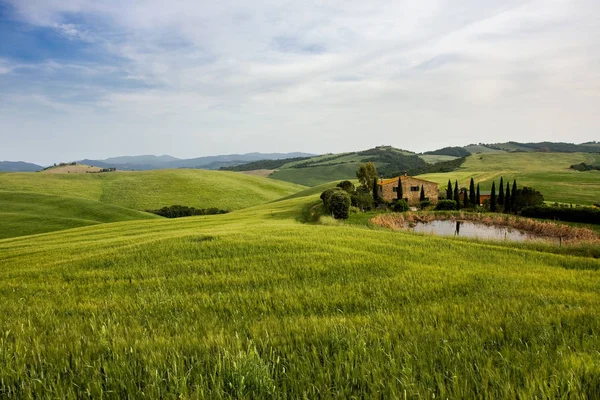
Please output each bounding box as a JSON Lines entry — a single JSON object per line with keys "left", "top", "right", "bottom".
{"left": 0, "top": 0, "right": 599, "bottom": 165}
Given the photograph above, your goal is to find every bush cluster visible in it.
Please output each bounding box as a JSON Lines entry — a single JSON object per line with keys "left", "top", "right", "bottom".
{"left": 521, "top": 205, "right": 600, "bottom": 225}
{"left": 320, "top": 188, "right": 351, "bottom": 219}
{"left": 150, "top": 205, "right": 229, "bottom": 218}
{"left": 435, "top": 199, "right": 457, "bottom": 210}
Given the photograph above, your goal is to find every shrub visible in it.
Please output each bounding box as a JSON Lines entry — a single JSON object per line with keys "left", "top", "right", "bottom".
{"left": 337, "top": 180, "right": 356, "bottom": 194}
{"left": 419, "top": 200, "right": 432, "bottom": 210}
{"left": 435, "top": 200, "right": 457, "bottom": 211}
{"left": 392, "top": 199, "right": 409, "bottom": 212}
{"left": 150, "top": 205, "right": 228, "bottom": 218}
{"left": 329, "top": 191, "right": 351, "bottom": 219}
{"left": 351, "top": 192, "right": 374, "bottom": 211}
{"left": 521, "top": 205, "right": 600, "bottom": 225}
{"left": 320, "top": 188, "right": 343, "bottom": 210}
{"left": 512, "top": 187, "right": 544, "bottom": 212}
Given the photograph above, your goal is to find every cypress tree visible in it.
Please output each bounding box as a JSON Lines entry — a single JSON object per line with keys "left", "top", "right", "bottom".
{"left": 446, "top": 180, "right": 453, "bottom": 200}
{"left": 504, "top": 183, "right": 511, "bottom": 213}
{"left": 511, "top": 179, "right": 517, "bottom": 210}
{"left": 476, "top": 184, "right": 481, "bottom": 206}
{"left": 469, "top": 178, "right": 476, "bottom": 206}
{"left": 372, "top": 177, "right": 380, "bottom": 204}
{"left": 420, "top": 185, "right": 426, "bottom": 201}
{"left": 498, "top": 177, "right": 504, "bottom": 206}
{"left": 463, "top": 189, "right": 469, "bottom": 208}
{"left": 454, "top": 180, "right": 460, "bottom": 209}
{"left": 397, "top": 177, "right": 403, "bottom": 200}
{"left": 490, "top": 182, "right": 497, "bottom": 212}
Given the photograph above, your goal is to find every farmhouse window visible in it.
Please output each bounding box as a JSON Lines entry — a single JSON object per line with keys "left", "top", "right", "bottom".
{"left": 410, "top": 186, "right": 420, "bottom": 191}
{"left": 392, "top": 187, "right": 397, "bottom": 192}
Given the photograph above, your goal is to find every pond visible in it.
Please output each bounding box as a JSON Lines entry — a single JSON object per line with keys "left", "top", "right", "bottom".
{"left": 408, "top": 220, "right": 559, "bottom": 243}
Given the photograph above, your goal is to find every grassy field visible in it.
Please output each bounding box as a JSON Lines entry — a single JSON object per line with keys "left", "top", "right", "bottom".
{"left": 0, "top": 169, "right": 305, "bottom": 211}
{"left": 0, "top": 186, "right": 599, "bottom": 398}
{"left": 0, "top": 192, "right": 160, "bottom": 239}
{"left": 270, "top": 162, "right": 383, "bottom": 187}
{"left": 419, "top": 152, "right": 600, "bottom": 205}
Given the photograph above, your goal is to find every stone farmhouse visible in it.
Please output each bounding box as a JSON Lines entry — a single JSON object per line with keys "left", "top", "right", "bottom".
{"left": 377, "top": 175, "right": 439, "bottom": 205}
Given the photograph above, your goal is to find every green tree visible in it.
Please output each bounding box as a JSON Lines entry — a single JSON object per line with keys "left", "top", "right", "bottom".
{"left": 511, "top": 179, "right": 517, "bottom": 211}
{"left": 490, "top": 181, "right": 497, "bottom": 212}
{"left": 453, "top": 180, "right": 460, "bottom": 209}
{"left": 372, "top": 177, "right": 380, "bottom": 204}
{"left": 420, "top": 185, "right": 426, "bottom": 201}
{"left": 498, "top": 177, "right": 504, "bottom": 206}
{"left": 512, "top": 187, "right": 544, "bottom": 212}
{"left": 351, "top": 192, "right": 374, "bottom": 211}
{"left": 463, "top": 189, "right": 469, "bottom": 208}
{"left": 397, "top": 177, "right": 403, "bottom": 200}
{"left": 446, "top": 180, "right": 453, "bottom": 200}
{"left": 336, "top": 180, "right": 355, "bottom": 194}
{"left": 329, "top": 191, "right": 351, "bottom": 219}
{"left": 504, "top": 183, "right": 511, "bottom": 213}
{"left": 469, "top": 178, "right": 476, "bottom": 206}
{"left": 356, "top": 162, "right": 378, "bottom": 190}
{"left": 476, "top": 184, "right": 481, "bottom": 206}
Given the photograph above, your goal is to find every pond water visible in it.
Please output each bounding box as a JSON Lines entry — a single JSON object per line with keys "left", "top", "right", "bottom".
{"left": 408, "top": 220, "right": 558, "bottom": 243}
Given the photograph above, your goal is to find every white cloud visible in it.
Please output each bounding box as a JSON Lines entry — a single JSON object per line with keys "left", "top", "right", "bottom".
{"left": 2, "top": 0, "right": 600, "bottom": 163}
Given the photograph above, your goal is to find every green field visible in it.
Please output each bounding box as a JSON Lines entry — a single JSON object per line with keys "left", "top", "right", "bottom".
{"left": 0, "top": 192, "right": 159, "bottom": 239}
{"left": 1, "top": 184, "right": 599, "bottom": 397}
{"left": 419, "top": 152, "right": 600, "bottom": 205}
{"left": 0, "top": 170, "right": 305, "bottom": 211}
{"left": 0, "top": 170, "right": 305, "bottom": 239}
{"left": 270, "top": 162, "right": 384, "bottom": 187}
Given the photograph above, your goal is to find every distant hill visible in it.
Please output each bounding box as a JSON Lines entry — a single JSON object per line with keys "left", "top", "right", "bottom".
{"left": 237, "top": 146, "right": 464, "bottom": 186}
{"left": 78, "top": 152, "right": 316, "bottom": 171}
{"left": 0, "top": 161, "right": 43, "bottom": 172}
{"left": 103, "top": 155, "right": 180, "bottom": 166}
{"left": 0, "top": 169, "right": 306, "bottom": 212}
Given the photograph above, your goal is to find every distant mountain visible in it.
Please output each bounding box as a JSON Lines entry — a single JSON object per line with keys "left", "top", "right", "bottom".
{"left": 103, "top": 155, "right": 180, "bottom": 166}
{"left": 0, "top": 161, "right": 43, "bottom": 172}
{"left": 78, "top": 152, "right": 316, "bottom": 171}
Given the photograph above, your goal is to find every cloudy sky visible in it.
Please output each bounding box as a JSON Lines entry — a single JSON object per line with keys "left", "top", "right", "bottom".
{"left": 0, "top": 0, "right": 598, "bottom": 165}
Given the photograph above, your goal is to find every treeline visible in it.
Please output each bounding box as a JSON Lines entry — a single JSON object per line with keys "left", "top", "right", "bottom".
{"left": 570, "top": 163, "right": 600, "bottom": 171}
{"left": 149, "top": 205, "right": 229, "bottom": 218}
{"left": 358, "top": 148, "right": 430, "bottom": 177}
{"left": 485, "top": 141, "right": 600, "bottom": 153}
{"left": 521, "top": 205, "right": 600, "bottom": 225}
{"left": 220, "top": 157, "right": 312, "bottom": 171}
{"left": 423, "top": 146, "right": 470, "bottom": 158}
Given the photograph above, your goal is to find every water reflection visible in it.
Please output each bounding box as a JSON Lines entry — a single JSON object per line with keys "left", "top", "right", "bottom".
{"left": 409, "top": 220, "right": 557, "bottom": 243}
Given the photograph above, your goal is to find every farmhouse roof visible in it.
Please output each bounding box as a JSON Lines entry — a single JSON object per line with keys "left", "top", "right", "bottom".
{"left": 377, "top": 176, "right": 438, "bottom": 186}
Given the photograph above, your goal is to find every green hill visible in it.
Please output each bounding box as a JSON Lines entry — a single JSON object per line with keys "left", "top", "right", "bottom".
{"left": 267, "top": 146, "right": 436, "bottom": 186}
{"left": 0, "top": 188, "right": 598, "bottom": 397}
{"left": 0, "top": 192, "right": 160, "bottom": 239}
{"left": 418, "top": 152, "right": 600, "bottom": 205}
{"left": 0, "top": 169, "right": 306, "bottom": 211}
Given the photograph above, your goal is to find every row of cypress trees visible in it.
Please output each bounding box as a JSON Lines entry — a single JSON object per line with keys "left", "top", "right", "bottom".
{"left": 490, "top": 177, "right": 518, "bottom": 213}
{"left": 445, "top": 177, "right": 518, "bottom": 212}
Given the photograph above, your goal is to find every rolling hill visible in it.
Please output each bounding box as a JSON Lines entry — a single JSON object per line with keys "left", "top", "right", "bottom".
{"left": 0, "top": 161, "right": 43, "bottom": 172}
{"left": 79, "top": 152, "right": 316, "bottom": 171}
{"left": 0, "top": 192, "right": 159, "bottom": 239}
{"left": 0, "top": 183, "right": 598, "bottom": 397}
{"left": 0, "top": 169, "right": 306, "bottom": 212}
{"left": 418, "top": 152, "right": 600, "bottom": 205}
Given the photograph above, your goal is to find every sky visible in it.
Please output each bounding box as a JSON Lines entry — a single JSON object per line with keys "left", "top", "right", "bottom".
{"left": 0, "top": 0, "right": 599, "bottom": 165}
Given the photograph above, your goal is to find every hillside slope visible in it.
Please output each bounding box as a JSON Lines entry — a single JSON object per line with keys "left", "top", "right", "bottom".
{"left": 0, "top": 192, "right": 160, "bottom": 239}
{"left": 418, "top": 152, "right": 600, "bottom": 205}
{"left": 0, "top": 190, "right": 598, "bottom": 397}
{"left": 0, "top": 169, "right": 306, "bottom": 211}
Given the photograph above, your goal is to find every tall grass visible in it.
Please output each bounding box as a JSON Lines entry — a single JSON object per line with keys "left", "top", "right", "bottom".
{"left": 0, "top": 195, "right": 599, "bottom": 397}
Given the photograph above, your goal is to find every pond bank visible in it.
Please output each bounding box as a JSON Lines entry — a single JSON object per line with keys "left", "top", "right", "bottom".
{"left": 370, "top": 212, "right": 600, "bottom": 244}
